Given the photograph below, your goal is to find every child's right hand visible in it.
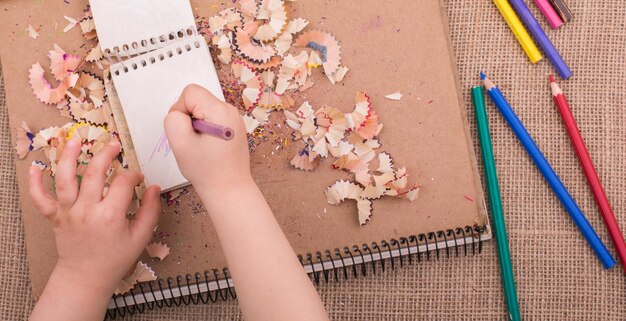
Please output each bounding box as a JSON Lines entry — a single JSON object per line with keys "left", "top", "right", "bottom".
{"left": 164, "top": 84, "right": 251, "bottom": 193}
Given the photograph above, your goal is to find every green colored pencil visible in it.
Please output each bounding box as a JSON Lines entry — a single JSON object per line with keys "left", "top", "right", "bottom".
{"left": 472, "top": 86, "right": 521, "bottom": 321}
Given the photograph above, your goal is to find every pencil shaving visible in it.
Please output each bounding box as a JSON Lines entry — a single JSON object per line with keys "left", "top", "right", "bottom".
{"left": 48, "top": 44, "right": 81, "bottom": 82}
{"left": 15, "top": 121, "right": 34, "bottom": 159}
{"left": 79, "top": 17, "right": 97, "bottom": 40}
{"left": 294, "top": 30, "right": 342, "bottom": 75}
{"left": 67, "top": 72, "right": 106, "bottom": 108}
{"left": 252, "top": 0, "right": 287, "bottom": 42}
{"left": 257, "top": 91, "right": 283, "bottom": 109}
{"left": 145, "top": 242, "right": 171, "bottom": 261}
{"left": 385, "top": 92, "right": 402, "bottom": 101}
{"left": 233, "top": 27, "right": 276, "bottom": 63}
{"left": 28, "top": 63, "right": 76, "bottom": 105}
{"left": 66, "top": 100, "right": 108, "bottom": 126}
{"left": 274, "top": 18, "right": 309, "bottom": 55}
{"left": 114, "top": 261, "right": 157, "bottom": 295}
{"left": 63, "top": 16, "right": 78, "bottom": 33}
{"left": 290, "top": 147, "right": 320, "bottom": 171}
{"left": 242, "top": 114, "right": 260, "bottom": 134}
{"left": 315, "top": 106, "right": 348, "bottom": 147}
{"left": 238, "top": 0, "right": 259, "bottom": 17}
{"left": 356, "top": 199, "right": 373, "bottom": 225}
{"left": 85, "top": 44, "right": 103, "bottom": 63}
{"left": 232, "top": 60, "right": 263, "bottom": 110}
{"left": 31, "top": 160, "right": 47, "bottom": 172}
{"left": 325, "top": 180, "right": 363, "bottom": 205}
{"left": 27, "top": 24, "right": 39, "bottom": 39}
{"left": 241, "top": 55, "right": 282, "bottom": 71}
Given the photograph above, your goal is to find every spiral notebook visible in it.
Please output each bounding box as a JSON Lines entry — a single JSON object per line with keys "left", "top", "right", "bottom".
{"left": 0, "top": 0, "right": 491, "bottom": 319}
{"left": 91, "top": 0, "right": 225, "bottom": 192}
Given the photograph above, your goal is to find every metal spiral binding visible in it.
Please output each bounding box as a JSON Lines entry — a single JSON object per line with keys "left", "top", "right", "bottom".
{"left": 104, "top": 224, "right": 487, "bottom": 320}
{"left": 103, "top": 26, "right": 198, "bottom": 65}
{"left": 110, "top": 35, "right": 202, "bottom": 77}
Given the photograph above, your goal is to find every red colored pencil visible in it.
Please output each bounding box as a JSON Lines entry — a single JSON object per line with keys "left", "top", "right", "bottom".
{"left": 550, "top": 75, "right": 626, "bottom": 271}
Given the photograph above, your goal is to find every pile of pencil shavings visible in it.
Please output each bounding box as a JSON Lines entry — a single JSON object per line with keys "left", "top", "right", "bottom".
{"left": 16, "top": 2, "right": 423, "bottom": 295}
{"left": 204, "top": 0, "right": 420, "bottom": 226}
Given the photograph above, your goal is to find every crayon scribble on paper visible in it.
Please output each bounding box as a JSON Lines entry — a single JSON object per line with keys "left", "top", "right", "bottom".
{"left": 150, "top": 132, "right": 171, "bottom": 161}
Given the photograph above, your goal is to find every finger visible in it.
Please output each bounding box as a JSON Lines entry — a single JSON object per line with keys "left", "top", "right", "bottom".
{"left": 130, "top": 185, "right": 162, "bottom": 244}
{"left": 103, "top": 170, "right": 144, "bottom": 215}
{"left": 78, "top": 140, "right": 121, "bottom": 203}
{"left": 170, "top": 83, "right": 228, "bottom": 120}
{"left": 164, "top": 110, "right": 198, "bottom": 150}
{"left": 28, "top": 166, "right": 58, "bottom": 218}
{"left": 55, "top": 138, "right": 82, "bottom": 208}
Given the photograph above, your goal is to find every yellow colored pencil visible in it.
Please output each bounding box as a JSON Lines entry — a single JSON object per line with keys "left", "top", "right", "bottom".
{"left": 491, "top": 0, "right": 543, "bottom": 63}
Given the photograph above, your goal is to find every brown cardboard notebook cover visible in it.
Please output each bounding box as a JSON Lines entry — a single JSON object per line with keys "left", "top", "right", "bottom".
{"left": 0, "top": 0, "right": 490, "bottom": 306}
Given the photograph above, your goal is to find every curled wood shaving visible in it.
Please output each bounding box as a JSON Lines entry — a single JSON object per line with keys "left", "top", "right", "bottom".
{"left": 275, "top": 18, "right": 309, "bottom": 55}
{"left": 376, "top": 152, "right": 394, "bottom": 173}
{"left": 232, "top": 27, "right": 276, "bottom": 63}
{"left": 63, "top": 16, "right": 78, "bottom": 33}
{"left": 232, "top": 60, "right": 263, "bottom": 110}
{"left": 290, "top": 147, "right": 320, "bottom": 171}
{"left": 15, "top": 121, "right": 34, "bottom": 159}
{"left": 385, "top": 92, "right": 403, "bottom": 101}
{"left": 294, "top": 30, "right": 342, "bottom": 75}
{"left": 315, "top": 106, "right": 348, "bottom": 147}
{"left": 145, "top": 242, "right": 171, "bottom": 261}
{"left": 253, "top": 0, "right": 287, "bottom": 42}
{"left": 356, "top": 199, "right": 373, "bottom": 225}
{"left": 31, "top": 160, "right": 47, "bottom": 171}
{"left": 114, "top": 261, "right": 157, "bottom": 295}
{"left": 79, "top": 17, "right": 97, "bottom": 40}
{"left": 257, "top": 91, "right": 283, "bottom": 109}
{"left": 66, "top": 100, "right": 108, "bottom": 126}
{"left": 325, "top": 180, "right": 373, "bottom": 225}
{"left": 85, "top": 44, "right": 103, "bottom": 63}
{"left": 27, "top": 24, "right": 39, "bottom": 39}
{"left": 325, "top": 180, "right": 362, "bottom": 205}
{"left": 67, "top": 72, "right": 106, "bottom": 108}
{"left": 241, "top": 55, "right": 282, "bottom": 71}
{"left": 242, "top": 114, "right": 260, "bottom": 134}
{"left": 49, "top": 44, "right": 81, "bottom": 82}
{"left": 28, "top": 63, "right": 77, "bottom": 105}
{"left": 239, "top": 0, "right": 259, "bottom": 17}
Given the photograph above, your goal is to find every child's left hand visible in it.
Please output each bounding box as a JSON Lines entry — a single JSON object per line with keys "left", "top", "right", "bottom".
{"left": 28, "top": 138, "right": 161, "bottom": 304}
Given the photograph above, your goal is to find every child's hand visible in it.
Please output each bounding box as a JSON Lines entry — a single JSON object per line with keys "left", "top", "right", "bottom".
{"left": 164, "top": 84, "right": 251, "bottom": 193}
{"left": 28, "top": 138, "right": 161, "bottom": 293}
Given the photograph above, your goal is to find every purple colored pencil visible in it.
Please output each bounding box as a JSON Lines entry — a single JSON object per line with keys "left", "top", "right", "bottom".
{"left": 508, "top": 0, "right": 572, "bottom": 79}
{"left": 192, "top": 119, "right": 234, "bottom": 141}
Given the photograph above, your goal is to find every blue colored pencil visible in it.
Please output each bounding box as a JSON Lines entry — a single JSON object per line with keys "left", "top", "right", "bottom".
{"left": 481, "top": 72, "right": 615, "bottom": 269}
{"left": 508, "top": 0, "right": 572, "bottom": 79}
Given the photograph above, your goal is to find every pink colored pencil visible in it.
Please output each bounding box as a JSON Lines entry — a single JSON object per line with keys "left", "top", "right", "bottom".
{"left": 533, "top": 0, "right": 563, "bottom": 29}
{"left": 191, "top": 119, "right": 234, "bottom": 141}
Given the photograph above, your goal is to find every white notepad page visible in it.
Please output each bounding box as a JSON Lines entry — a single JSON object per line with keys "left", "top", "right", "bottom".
{"left": 89, "top": 0, "right": 225, "bottom": 191}
{"left": 90, "top": 0, "right": 196, "bottom": 56}
{"left": 110, "top": 36, "right": 224, "bottom": 191}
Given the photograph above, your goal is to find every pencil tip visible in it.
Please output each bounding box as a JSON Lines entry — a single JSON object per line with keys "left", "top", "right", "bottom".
{"left": 550, "top": 76, "right": 563, "bottom": 96}
{"left": 479, "top": 72, "right": 486, "bottom": 80}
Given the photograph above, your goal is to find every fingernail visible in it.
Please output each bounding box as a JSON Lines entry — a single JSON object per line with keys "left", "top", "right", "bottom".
{"left": 66, "top": 138, "right": 79, "bottom": 147}
{"left": 108, "top": 140, "right": 120, "bottom": 147}
{"left": 29, "top": 166, "right": 36, "bottom": 176}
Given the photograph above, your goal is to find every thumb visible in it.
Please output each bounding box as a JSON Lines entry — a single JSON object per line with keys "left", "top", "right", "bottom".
{"left": 130, "top": 185, "right": 162, "bottom": 244}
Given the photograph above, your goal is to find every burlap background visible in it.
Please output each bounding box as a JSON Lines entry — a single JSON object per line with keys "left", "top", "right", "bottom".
{"left": 1, "top": 0, "right": 625, "bottom": 319}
